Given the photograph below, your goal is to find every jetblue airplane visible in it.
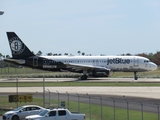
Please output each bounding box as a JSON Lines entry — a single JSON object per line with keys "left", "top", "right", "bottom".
{"left": 4, "top": 32, "right": 157, "bottom": 80}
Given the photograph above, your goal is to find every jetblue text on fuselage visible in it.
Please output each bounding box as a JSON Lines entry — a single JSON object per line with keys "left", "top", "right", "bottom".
{"left": 107, "top": 58, "right": 130, "bottom": 65}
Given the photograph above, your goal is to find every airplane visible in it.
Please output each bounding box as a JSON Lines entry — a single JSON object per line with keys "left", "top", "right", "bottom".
{"left": 4, "top": 32, "right": 157, "bottom": 80}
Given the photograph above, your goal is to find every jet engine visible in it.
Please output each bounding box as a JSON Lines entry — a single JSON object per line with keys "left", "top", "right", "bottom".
{"left": 90, "top": 69, "right": 110, "bottom": 77}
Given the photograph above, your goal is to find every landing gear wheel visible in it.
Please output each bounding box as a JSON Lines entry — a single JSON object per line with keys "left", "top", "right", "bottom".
{"left": 134, "top": 72, "right": 138, "bottom": 80}
{"left": 134, "top": 76, "right": 138, "bottom": 80}
{"left": 12, "top": 115, "right": 19, "bottom": 120}
{"left": 80, "top": 75, "right": 88, "bottom": 80}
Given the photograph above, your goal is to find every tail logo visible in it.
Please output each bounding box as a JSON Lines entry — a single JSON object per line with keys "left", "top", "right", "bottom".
{"left": 9, "top": 37, "right": 25, "bottom": 55}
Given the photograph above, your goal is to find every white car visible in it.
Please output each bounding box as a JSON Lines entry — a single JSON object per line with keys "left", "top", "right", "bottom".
{"left": 25, "top": 108, "right": 85, "bottom": 120}
{"left": 3, "top": 105, "right": 45, "bottom": 120}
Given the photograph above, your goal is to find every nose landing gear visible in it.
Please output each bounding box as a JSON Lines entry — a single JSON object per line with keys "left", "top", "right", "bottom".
{"left": 134, "top": 72, "right": 138, "bottom": 80}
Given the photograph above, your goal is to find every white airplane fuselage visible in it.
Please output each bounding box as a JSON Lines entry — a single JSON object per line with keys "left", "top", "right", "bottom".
{"left": 4, "top": 32, "right": 158, "bottom": 80}
{"left": 41, "top": 55, "right": 157, "bottom": 72}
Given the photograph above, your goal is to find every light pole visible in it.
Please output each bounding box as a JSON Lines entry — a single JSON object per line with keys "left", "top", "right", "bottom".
{"left": 0, "top": 11, "right": 4, "bottom": 15}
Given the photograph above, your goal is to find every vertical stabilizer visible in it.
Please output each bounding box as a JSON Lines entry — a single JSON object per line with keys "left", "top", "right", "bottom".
{"left": 6, "top": 32, "right": 35, "bottom": 58}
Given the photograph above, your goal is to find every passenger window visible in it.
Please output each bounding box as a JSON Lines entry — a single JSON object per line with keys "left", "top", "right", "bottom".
{"left": 22, "top": 108, "right": 27, "bottom": 111}
{"left": 23, "top": 107, "right": 31, "bottom": 111}
{"left": 32, "top": 107, "right": 40, "bottom": 110}
{"left": 58, "top": 110, "right": 66, "bottom": 116}
{"left": 49, "top": 111, "right": 56, "bottom": 116}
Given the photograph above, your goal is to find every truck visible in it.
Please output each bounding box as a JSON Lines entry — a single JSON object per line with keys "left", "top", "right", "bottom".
{"left": 25, "top": 108, "right": 85, "bottom": 120}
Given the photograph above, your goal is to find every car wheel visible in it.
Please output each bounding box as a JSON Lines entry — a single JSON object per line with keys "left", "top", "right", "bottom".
{"left": 12, "top": 115, "right": 19, "bottom": 120}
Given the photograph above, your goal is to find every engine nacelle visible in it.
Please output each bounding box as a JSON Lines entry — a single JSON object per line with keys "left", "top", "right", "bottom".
{"left": 90, "top": 70, "right": 110, "bottom": 77}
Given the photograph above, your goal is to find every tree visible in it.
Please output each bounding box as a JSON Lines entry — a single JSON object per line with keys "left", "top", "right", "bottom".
{"left": 126, "top": 53, "right": 131, "bottom": 56}
{"left": 64, "top": 53, "right": 68, "bottom": 56}
{"left": 53, "top": 53, "right": 58, "bottom": 56}
{"left": 77, "top": 51, "right": 81, "bottom": 56}
{"left": 47, "top": 52, "right": 52, "bottom": 56}
{"left": 0, "top": 53, "right": 3, "bottom": 60}
{"left": 82, "top": 52, "right": 85, "bottom": 56}
{"left": 36, "top": 51, "right": 42, "bottom": 56}
{"left": 6, "top": 55, "right": 10, "bottom": 58}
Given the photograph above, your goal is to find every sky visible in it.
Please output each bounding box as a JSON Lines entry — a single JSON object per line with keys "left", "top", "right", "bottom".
{"left": 0, "top": 0, "right": 160, "bottom": 56}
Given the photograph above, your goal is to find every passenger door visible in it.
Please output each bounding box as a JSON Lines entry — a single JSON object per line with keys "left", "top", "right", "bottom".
{"left": 134, "top": 57, "right": 139, "bottom": 67}
{"left": 45, "top": 111, "right": 57, "bottom": 120}
{"left": 56, "top": 110, "right": 68, "bottom": 120}
{"left": 18, "top": 107, "right": 32, "bottom": 119}
{"left": 29, "top": 107, "right": 41, "bottom": 115}
{"left": 33, "top": 57, "right": 38, "bottom": 67}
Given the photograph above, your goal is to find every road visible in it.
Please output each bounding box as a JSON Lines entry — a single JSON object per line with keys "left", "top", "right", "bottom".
{"left": 1, "top": 78, "right": 160, "bottom": 120}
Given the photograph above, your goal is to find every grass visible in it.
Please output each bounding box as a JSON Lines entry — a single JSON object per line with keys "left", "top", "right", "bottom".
{"left": 1, "top": 81, "right": 160, "bottom": 87}
{"left": 0, "top": 67, "right": 160, "bottom": 119}
{"left": 0, "top": 96, "right": 158, "bottom": 120}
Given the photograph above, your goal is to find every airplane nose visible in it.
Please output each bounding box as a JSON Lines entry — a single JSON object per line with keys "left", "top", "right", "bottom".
{"left": 151, "top": 63, "right": 158, "bottom": 71}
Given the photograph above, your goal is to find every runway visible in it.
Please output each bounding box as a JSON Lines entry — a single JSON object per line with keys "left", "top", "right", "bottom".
{"left": 0, "top": 78, "right": 160, "bottom": 99}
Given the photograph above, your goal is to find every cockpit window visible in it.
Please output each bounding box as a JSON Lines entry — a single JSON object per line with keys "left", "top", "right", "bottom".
{"left": 144, "top": 60, "right": 150, "bottom": 63}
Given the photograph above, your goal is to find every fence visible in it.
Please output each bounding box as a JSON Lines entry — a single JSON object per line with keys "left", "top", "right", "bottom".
{"left": 43, "top": 90, "right": 160, "bottom": 120}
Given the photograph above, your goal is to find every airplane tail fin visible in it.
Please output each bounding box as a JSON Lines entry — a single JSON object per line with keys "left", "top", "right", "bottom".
{"left": 6, "top": 32, "right": 35, "bottom": 59}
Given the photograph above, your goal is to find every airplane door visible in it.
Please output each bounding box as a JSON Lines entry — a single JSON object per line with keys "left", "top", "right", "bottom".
{"left": 134, "top": 57, "right": 139, "bottom": 67}
{"left": 93, "top": 60, "right": 95, "bottom": 66}
{"left": 96, "top": 60, "right": 99, "bottom": 65}
{"left": 33, "top": 57, "right": 38, "bottom": 67}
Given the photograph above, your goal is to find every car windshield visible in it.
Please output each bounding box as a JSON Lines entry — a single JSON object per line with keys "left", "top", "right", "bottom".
{"left": 39, "top": 109, "right": 49, "bottom": 116}
{"left": 13, "top": 106, "right": 24, "bottom": 111}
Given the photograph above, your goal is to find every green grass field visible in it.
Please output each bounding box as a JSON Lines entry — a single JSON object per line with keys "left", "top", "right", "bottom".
{"left": 0, "top": 96, "right": 158, "bottom": 120}
{"left": 1, "top": 82, "right": 160, "bottom": 87}
{"left": 0, "top": 67, "right": 160, "bottom": 120}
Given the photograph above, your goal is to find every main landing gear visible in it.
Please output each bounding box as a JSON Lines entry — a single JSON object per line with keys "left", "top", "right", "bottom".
{"left": 80, "top": 70, "right": 88, "bottom": 80}
{"left": 134, "top": 72, "right": 138, "bottom": 80}
{"left": 80, "top": 75, "right": 88, "bottom": 80}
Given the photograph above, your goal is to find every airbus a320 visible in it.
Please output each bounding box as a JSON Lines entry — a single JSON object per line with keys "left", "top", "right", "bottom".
{"left": 4, "top": 32, "right": 157, "bottom": 80}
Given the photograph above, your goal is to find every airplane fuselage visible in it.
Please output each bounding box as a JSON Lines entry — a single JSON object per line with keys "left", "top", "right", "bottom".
{"left": 5, "top": 32, "right": 158, "bottom": 80}
{"left": 6, "top": 55, "right": 157, "bottom": 73}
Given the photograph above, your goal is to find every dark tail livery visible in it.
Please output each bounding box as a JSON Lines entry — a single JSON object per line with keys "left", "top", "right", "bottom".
{"left": 6, "top": 32, "right": 35, "bottom": 59}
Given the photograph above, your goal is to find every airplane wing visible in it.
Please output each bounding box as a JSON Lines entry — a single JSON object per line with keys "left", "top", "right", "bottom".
{"left": 64, "top": 63, "right": 110, "bottom": 71}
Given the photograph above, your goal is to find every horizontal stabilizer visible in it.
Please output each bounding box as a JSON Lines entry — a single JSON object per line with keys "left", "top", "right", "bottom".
{"left": 4, "top": 58, "right": 25, "bottom": 64}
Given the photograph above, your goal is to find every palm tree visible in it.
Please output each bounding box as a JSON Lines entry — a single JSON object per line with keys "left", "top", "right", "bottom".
{"left": 77, "top": 51, "right": 81, "bottom": 56}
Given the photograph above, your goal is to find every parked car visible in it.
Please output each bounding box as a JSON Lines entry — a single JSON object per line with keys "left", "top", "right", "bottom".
{"left": 25, "top": 108, "right": 85, "bottom": 120}
{"left": 3, "top": 105, "right": 45, "bottom": 120}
